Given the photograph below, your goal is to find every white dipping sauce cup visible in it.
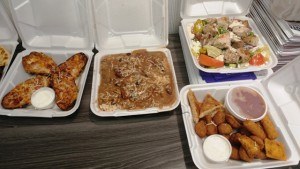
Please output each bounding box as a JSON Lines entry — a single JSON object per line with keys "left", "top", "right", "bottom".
{"left": 31, "top": 87, "right": 55, "bottom": 110}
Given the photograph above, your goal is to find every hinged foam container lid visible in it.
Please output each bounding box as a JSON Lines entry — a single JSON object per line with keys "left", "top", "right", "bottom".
{"left": 92, "top": 0, "right": 168, "bottom": 50}
{"left": 9, "top": 0, "right": 94, "bottom": 51}
{"left": 180, "top": 0, "right": 253, "bottom": 19}
{"left": 0, "top": 2, "right": 18, "bottom": 42}
{"left": 262, "top": 56, "right": 300, "bottom": 152}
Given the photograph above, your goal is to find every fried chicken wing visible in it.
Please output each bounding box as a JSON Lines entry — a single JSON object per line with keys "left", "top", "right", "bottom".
{"left": 52, "top": 71, "right": 78, "bottom": 111}
{"left": 58, "top": 52, "right": 88, "bottom": 78}
{"left": 1, "top": 76, "right": 51, "bottom": 109}
{"left": 22, "top": 52, "right": 57, "bottom": 75}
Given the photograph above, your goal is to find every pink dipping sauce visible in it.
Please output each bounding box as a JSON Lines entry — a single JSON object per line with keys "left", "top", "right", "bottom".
{"left": 228, "top": 87, "right": 266, "bottom": 119}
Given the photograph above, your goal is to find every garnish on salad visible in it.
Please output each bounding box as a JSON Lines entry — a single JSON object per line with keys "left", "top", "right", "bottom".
{"left": 191, "top": 16, "right": 271, "bottom": 69}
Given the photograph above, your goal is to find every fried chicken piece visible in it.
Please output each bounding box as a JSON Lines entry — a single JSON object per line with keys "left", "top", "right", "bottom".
{"left": 52, "top": 71, "right": 78, "bottom": 111}
{"left": 1, "top": 76, "right": 51, "bottom": 109}
{"left": 58, "top": 52, "right": 88, "bottom": 78}
{"left": 22, "top": 52, "right": 57, "bottom": 75}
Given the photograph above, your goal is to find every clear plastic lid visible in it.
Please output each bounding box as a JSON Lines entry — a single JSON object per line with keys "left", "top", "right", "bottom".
{"left": 180, "top": 0, "right": 253, "bottom": 19}
{"left": 0, "top": 2, "right": 18, "bottom": 42}
{"left": 9, "top": 0, "right": 94, "bottom": 50}
{"left": 263, "top": 56, "right": 300, "bottom": 153}
{"left": 92, "top": 0, "right": 168, "bottom": 50}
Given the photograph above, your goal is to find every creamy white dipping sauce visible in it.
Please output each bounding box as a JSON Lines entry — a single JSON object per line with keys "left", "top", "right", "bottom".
{"left": 31, "top": 87, "right": 55, "bottom": 109}
{"left": 203, "top": 135, "right": 232, "bottom": 163}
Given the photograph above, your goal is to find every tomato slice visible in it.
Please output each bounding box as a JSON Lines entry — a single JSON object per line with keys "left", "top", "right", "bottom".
{"left": 198, "top": 54, "right": 224, "bottom": 68}
{"left": 249, "top": 53, "right": 265, "bottom": 66}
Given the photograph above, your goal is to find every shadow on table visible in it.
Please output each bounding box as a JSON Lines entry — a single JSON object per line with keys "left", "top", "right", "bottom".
{"left": 0, "top": 109, "right": 80, "bottom": 128}
{"left": 88, "top": 108, "right": 175, "bottom": 126}
{"left": 175, "top": 109, "right": 198, "bottom": 169}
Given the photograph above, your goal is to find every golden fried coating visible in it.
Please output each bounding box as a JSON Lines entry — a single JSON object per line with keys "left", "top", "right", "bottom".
{"left": 213, "top": 111, "right": 225, "bottom": 125}
{"left": 255, "top": 150, "right": 267, "bottom": 160}
{"left": 265, "top": 138, "right": 287, "bottom": 161}
{"left": 230, "top": 146, "right": 240, "bottom": 160}
{"left": 195, "top": 120, "right": 207, "bottom": 138}
{"left": 58, "top": 52, "right": 88, "bottom": 78}
{"left": 240, "top": 126, "right": 252, "bottom": 136}
{"left": 239, "top": 147, "right": 254, "bottom": 162}
{"left": 1, "top": 76, "right": 51, "bottom": 109}
{"left": 52, "top": 71, "right": 78, "bottom": 111}
{"left": 206, "top": 123, "right": 218, "bottom": 136}
{"left": 187, "top": 90, "right": 200, "bottom": 123}
{"left": 261, "top": 114, "right": 279, "bottom": 140}
{"left": 199, "top": 94, "right": 223, "bottom": 118}
{"left": 243, "top": 120, "right": 266, "bottom": 140}
{"left": 229, "top": 132, "right": 242, "bottom": 146}
{"left": 222, "top": 134, "right": 230, "bottom": 140}
{"left": 204, "top": 114, "right": 212, "bottom": 124}
{"left": 0, "top": 45, "right": 10, "bottom": 67}
{"left": 22, "top": 52, "right": 57, "bottom": 75}
{"left": 225, "top": 114, "right": 241, "bottom": 129}
{"left": 218, "top": 123, "right": 233, "bottom": 135}
{"left": 238, "top": 135, "right": 260, "bottom": 158}
{"left": 250, "top": 135, "right": 264, "bottom": 150}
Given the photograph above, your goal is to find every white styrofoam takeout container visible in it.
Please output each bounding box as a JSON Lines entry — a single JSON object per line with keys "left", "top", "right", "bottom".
{"left": 0, "top": 2, "right": 18, "bottom": 84}
{"left": 90, "top": 0, "right": 180, "bottom": 117}
{"left": 180, "top": 0, "right": 278, "bottom": 73}
{"left": 180, "top": 56, "right": 300, "bottom": 168}
{"left": 0, "top": 0, "right": 94, "bottom": 117}
{"left": 178, "top": 26, "right": 274, "bottom": 84}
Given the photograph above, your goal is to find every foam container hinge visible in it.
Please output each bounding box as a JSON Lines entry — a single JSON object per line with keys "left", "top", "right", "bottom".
{"left": 0, "top": 1, "right": 18, "bottom": 84}
{"left": 90, "top": 0, "right": 180, "bottom": 116}
{"left": 180, "top": 0, "right": 278, "bottom": 74}
{"left": 0, "top": 0, "right": 94, "bottom": 117}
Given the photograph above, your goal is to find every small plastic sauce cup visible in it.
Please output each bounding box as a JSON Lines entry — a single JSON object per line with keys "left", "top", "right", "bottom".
{"left": 203, "top": 134, "right": 232, "bottom": 163}
{"left": 31, "top": 87, "right": 55, "bottom": 110}
{"left": 225, "top": 86, "right": 267, "bottom": 122}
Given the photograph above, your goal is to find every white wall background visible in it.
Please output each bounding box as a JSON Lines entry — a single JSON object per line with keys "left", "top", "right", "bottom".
{"left": 2, "top": 0, "right": 182, "bottom": 34}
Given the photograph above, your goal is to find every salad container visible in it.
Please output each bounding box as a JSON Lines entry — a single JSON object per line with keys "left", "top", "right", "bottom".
{"left": 180, "top": 0, "right": 278, "bottom": 73}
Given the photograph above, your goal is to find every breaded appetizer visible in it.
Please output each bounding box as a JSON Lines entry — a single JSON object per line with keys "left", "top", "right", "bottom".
{"left": 22, "top": 52, "right": 57, "bottom": 75}
{"left": 238, "top": 135, "right": 260, "bottom": 158}
{"left": 195, "top": 120, "right": 207, "bottom": 138}
{"left": 239, "top": 147, "right": 254, "bottom": 162}
{"left": 265, "top": 138, "right": 287, "bottom": 161}
{"left": 58, "top": 52, "right": 88, "bottom": 78}
{"left": 1, "top": 76, "right": 51, "bottom": 109}
{"left": 187, "top": 90, "right": 200, "bottom": 123}
{"left": 52, "top": 71, "right": 78, "bottom": 111}
{"left": 243, "top": 120, "right": 266, "bottom": 140}
{"left": 261, "top": 114, "right": 279, "bottom": 139}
